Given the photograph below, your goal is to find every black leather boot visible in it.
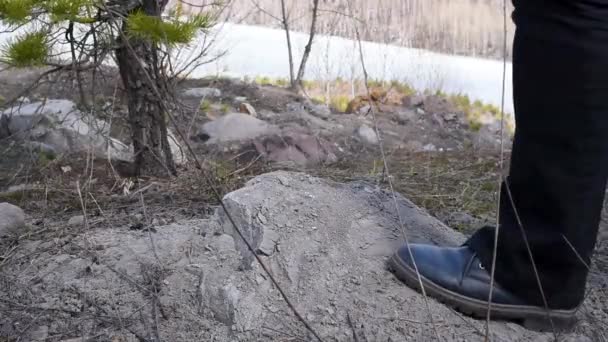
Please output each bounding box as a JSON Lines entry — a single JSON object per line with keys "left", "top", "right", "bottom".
{"left": 388, "top": 244, "right": 579, "bottom": 329}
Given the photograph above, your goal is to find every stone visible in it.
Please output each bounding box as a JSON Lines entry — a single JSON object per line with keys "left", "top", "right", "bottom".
{"left": 30, "top": 325, "right": 49, "bottom": 341}
{"left": 183, "top": 87, "right": 222, "bottom": 98}
{"left": 396, "top": 110, "right": 416, "bottom": 125}
{"left": 358, "top": 104, "right": 372, "bottom": 115}
{"left": 401, "top": 140, "right": 424, "bottom": 152}
{"left": 197, "top": 113, "right": 276, "bottom": 144}
{"left": 286, "top": 102, "right": 305, "bottom": 112}
{"left": 252, "top": 132, "right": 337, "bottom": 166}
{"left": 307, "top": 103, "right": 331, "bottom": 118}
{"left": 416, "top": 107, "right": 426, "bottom": 115}
{"left": 238, "top": 103, "right": 257, "bottom": 118}
{"left": 17, "top": 96, "right": 30, "bottom": 104}
{"left": 0, "top": 171, "right": 600, "bottom": 341}
{"left": 0, "top": 100, "right": 156, "bottom": 163}
{"left": 357, "top": 124, "right": 379, "bottom": 145}
{"left": 234, "top": 96, "right": 248, "bottom": 103}
{"left": 443, "top": 113, "right": 458, "bottom": 122}
{"left": 211, "top": 234, "right": 236, "bottom": 254}
{"left": 0, "top": 202, "right": 25, "bottom": 236}
{"left": 257, "top": 229, "right": 278, "bottom": 256}
{"left": 68, "top": 215, "right": 85, "bottom": 227}
{"left": 422, "top": 143, "right": 437, "bottom": 151}
{"left": 410, "top": 94, "right": 425, "bottom": 107}
{"left": 257, "top": 110, "right": 276, "bottom": 121}
{"left": 446, "top": 211, "right": 481, "bottom": 231}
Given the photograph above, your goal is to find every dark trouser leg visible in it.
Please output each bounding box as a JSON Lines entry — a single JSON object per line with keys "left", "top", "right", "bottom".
{"left": 467, "top": 30, "right": 608, "bottom": 310}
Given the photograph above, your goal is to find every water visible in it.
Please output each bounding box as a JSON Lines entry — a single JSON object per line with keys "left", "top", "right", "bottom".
{"left": 0, "top": 21, "right": 514, "bottom": 113}
{"left": 187, "top": 23, "right": 514, "bottom": 114}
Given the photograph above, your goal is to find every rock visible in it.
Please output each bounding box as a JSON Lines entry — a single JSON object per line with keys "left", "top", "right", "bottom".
{"left": 234, "top": 96, "right": 248, "bottom": 103}
{"left": 197, "top": 113, "right": 277, "bottom": 144}
{"left": 257, "top": 109, "right": 276, "bottom": 121}
{"left": 0, "top": 100, "right": 133, "bottom": 162}
{"left": 446, "top": 211, "right": 481, "bottom": 230}
{"left": 23, "top": 141, "right": 57, "bottom": 156}
{"left": 402, "top": 140, "right": 424, "bottom": 151}
{"left": 286, "top": 102, "right": 305, "bottom": 112}
{"left": 416, "top": 107, "right": 426, "bottom": 115}
{"left": 0, "top": 202, "right": 25, "bottom": 236}
{"left": 252, "top": 132, "right": 337, "bottom": 166}
{"left": 384, "top": 88, "right": 406, "bottom": 105}
{"left": 0, "top": 171, "right": 601, "bottom": 341}
{"left": 358, "top": 104, "right": 371, "bottom": 115}
{"left": 396, "top": 110, "right": 416, "bottom": 125}
{"left": 30, "top": 325, "right": 48, "bottom": 341}
{"left": 422, "top": 143, "right": 437, "bottom": 151}
{"left": 423, "top": 94, "right": 455, "bottom": 114}
{"left": 68, "top": 215, "right": 85, "bottom": 227}
{"left": 409, "top": 94, "right": 425, "bottom": 107}
{"left": 183, "top": 87, "right": 222, "bottom": 99}
{"left": 17, "top": 96, "right": 30, "bottom": 104}
{"left": 357, "top": 124, "right": 379, "bottom": 145}
{"left": 238, "top": 103, "right": 257, "bottom": 118}
{"left": 346, "top": 96, "right": 371, "bottom": 114}
{"left": 211, "top": 234, "right": 236, "bottom": 254}
{"left": 257, "top": 229, "right": 279, "bottom": 256}
{"left": 307, "top": 103, "right": 331, "bottom": 118}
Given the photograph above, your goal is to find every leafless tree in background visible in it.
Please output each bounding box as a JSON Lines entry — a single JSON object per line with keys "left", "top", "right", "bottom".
{"left": 180, "top": 0, "right": 514, "bottom": 59}
{"left": 248, "top": 0, "right": 321, "bottom": 90}
{"left": 293, "top": 0, "right": 320, "bottom": 90}
{"left": 280, "top": 0, "right": 296, "bottom": 84}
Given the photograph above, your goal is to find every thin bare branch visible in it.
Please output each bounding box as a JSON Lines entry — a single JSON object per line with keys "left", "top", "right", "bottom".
{"left": 345, "top": 0, "right": 441, "bottom": 339}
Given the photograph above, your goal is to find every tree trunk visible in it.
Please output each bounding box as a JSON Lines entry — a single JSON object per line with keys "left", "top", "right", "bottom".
{"left": 115, "top": 0, "right": 176, "bottom": 177}
{"left": 280, "top": 0, "right": 295, "bottom": 87}
{"left": 294, "top": 0, "right": 320, "bottom": 91}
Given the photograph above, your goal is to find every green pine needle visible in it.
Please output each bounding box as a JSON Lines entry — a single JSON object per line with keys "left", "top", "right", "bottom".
{"left": 45, "top": 0, "right": 94, "bottom": 23}
{"left": 2, "top": 31, "right": 49, "bottom": 67}
{"left": 0, "top": 0, "right": 37, "bottom": 25}
{"left": 127, "top": 11, "right": 213, "bottom": 46}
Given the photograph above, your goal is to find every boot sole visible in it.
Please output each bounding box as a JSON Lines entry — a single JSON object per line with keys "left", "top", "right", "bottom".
{"left": 387, "top": 252, "right": 578, "bottom": 331}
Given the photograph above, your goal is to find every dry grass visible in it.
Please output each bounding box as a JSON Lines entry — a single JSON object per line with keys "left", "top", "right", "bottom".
{"left": 310, "top": 149, "right": 504, "bottom": 233}
{"left": 176, "top": 0, "right": 515, "bottom": 59}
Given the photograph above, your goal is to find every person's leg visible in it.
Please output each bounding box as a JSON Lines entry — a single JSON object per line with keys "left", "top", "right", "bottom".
{"left": 389, "top": 17, "right": 608, "bottom": 324}
{"left": 467, "top": 29, "right": 608, "bottom": 310}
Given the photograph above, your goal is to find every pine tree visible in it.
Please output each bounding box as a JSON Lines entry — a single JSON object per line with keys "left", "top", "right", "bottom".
{"left": 0, "top": 0, "right": 215, "bottom": 176}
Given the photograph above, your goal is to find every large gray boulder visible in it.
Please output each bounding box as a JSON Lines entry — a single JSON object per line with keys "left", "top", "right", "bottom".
{"left": 0, "top": 173, "right": 602, "bottom": 341}
{"left": 0, "top": 202, "right": 25, "bottom": 236}
{"left": 0, "top": 100, "right": 131, "bottom": 161}
{"left": 0, "top": 100, "right": 186, "bottom": 164}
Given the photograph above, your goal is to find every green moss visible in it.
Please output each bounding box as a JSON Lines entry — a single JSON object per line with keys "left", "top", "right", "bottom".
{"left": 450, "top": 93, "right": 471, "bottom": 111}
{"left": 330, "top": 95, "right": 350, "bottom": 113}
{"left": 367, "top": 79, "right": 385, "bottom": 88}
{"left": 221, "top": 103, "right": 230, "bottom": 113}
{"left": 2, "top": 31, "right": 49, "bottom": 67}
{"left": 311, "top": 95, "right": 326, "bottom": 104}
{"left": 390, "top": 80, "right": 415, "bottom": 96}
{"left": 254, "top": 76, "right": 273, "bottom": 86}
{"left": 274, "top": 78, "right": 289, "bottom": 87}
{"left": 200, "top": 99, "right": 212, "bottom": 112}
{"left": 301, "top": 79, "right": 315, "bottom": 89}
